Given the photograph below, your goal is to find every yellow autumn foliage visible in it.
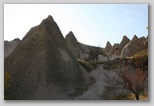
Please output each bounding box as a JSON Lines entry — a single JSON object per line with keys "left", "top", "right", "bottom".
{"left": 4, "top": 72, "right": 11, "bottom": 89}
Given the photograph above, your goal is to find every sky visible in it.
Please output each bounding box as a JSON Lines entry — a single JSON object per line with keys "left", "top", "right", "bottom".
{"left": 4, "top": 4, "right": 148, "bottom": 47}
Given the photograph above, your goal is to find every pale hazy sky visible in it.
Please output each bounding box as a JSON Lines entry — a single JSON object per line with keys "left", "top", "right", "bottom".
{"left": 4, "top": 4, "right": 148, "bottom": 47}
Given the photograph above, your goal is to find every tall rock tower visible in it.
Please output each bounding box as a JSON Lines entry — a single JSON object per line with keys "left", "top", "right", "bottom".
{"left": 4, "top": 15, "right": 93, "bottom": 100}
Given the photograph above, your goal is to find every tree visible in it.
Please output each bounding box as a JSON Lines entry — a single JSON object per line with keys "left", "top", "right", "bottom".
{"left": 86, "top": 48, "right": 100, "bottom": 62}
{"left": 104, "top": 66, "right": 148, "bottom": 100}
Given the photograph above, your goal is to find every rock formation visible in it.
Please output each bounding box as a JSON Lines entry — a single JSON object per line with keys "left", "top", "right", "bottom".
{"left": 79, "top": 42, "right": 103, "bottom": 61}
{"left": 139, "top": 36, "right": 146, "bottom": 43}
{"left": 121, "top": 35, "right": 146, "bottom": 57}
{"left": 65, "top": 31, "right": 85, "bottom": 59}
{"left": 119, "top": 35, "right": 130, "bottom": 54}
{"left": 4, "top": 15, "right": 93, "bottom": 100}
{"left": 79, "top": 42, "right": 101, "bottom": 54}
{"left": 104, "top": 41, "right": 112, "bottom": 53}
{"left": 4, "top": 38, "right": 20, "bottom": 58}
{"left": 109, "top": 43, "right": 120, "bottom": 55}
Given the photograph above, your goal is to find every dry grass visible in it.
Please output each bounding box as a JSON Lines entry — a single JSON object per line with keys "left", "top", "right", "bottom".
{"left": 128, "top": 93, "right": 148, "bottom": 100}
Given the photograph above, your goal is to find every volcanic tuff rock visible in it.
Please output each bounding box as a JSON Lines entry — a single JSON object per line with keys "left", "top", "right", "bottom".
{"left": 65, "top": 31, "right": 85, "bottom": 59}
{"left": 139, "top": 36, "right": 146, "bottom": 43}
{"left": 79, "top": 42, "right": 101, "bottom": 53}
{"left": 104, "top": 41, "right": 112, "bottom": 53}
{"left": 79, "top": 42, "right": 103, "bottom": 60}
{"left": 4, "top": 38, "right": 20, "bottom": 58}
{"left": 109, "top": 43, "right": 120, "bottom": 55}
{"left": 119, "top": 35, "right": 130, "bottom": 54}
{"left": 121, "top": 35, "right": 146, "bottom": 57}
{"left": 4, "top": 15, "right": 93, "bottom": 100}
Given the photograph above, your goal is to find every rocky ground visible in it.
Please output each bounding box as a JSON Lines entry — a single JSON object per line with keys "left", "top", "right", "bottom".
{"left": 76, "top": 55, "right": 118, "bottom": 100}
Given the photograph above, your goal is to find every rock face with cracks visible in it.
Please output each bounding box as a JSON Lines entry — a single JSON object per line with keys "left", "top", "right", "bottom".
{"left": 119, "top": 35, "right": 130, "bottom": 55}
{"left": 121, "top": 35, "right": 146, "bottom": 57}
{"left": 65, "top": 31, "right": 85, "bottom": 59}
{"left": 109, "top": 43, "right": 120, "bottom": 55}
{"left": 4, "top": 15, "right": 93, "bottom": 100}
{"left": 104, "top": 41, "right": 112, "bottom": 53}
{"left": 4, "top": 38, "right": 20, "bottom": 58}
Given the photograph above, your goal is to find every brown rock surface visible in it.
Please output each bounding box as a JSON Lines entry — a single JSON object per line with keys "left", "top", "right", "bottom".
{"left": 4, "top": 15, "right": 93, "bottom": 100}
{"left": 109, "top": 43, "right": 120, "bottom": 55}
{"left": 104, "top": 41, "right": 112, "bottom": 53}
{"left": 139, "top": 36, "right": 146, "bottom": 43}
{"left": 119, "top": 35, "right": 130, "bottom": 54}
{"left": 121, "top": 35, "right": 146, "bottom": 57}
{"left": 4, "top": 38, "right": 20, "bottom": 58}
{"left": 65, "top": 31, "right": 85, "bottom": 59}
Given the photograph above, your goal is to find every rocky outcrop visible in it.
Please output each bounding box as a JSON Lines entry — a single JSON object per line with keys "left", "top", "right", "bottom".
{"left": 79, "top": 43, "right": 101, "bottom": 53}
{"left": 121, "top": 35, "right": 146, "bottom": 57}
{"left": 139, "top": 36, "right": 146, "bottom": 43}
{"left": 4, "top": 38, "right": 20, "bottom": 58}
{"left": 119, "top": 35, "right": 130, "bottom": 54}
{"left": 104, "top": 41, "right": 112, "bottom": 53}
{"left": 4, "top": 15, "right": 93, "bottom": 100}
{"left": 109, "top": 43, "right": 120, "bottom": 55}
{"left": 65, "top": 31, "right": 85, "bottom": 59}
